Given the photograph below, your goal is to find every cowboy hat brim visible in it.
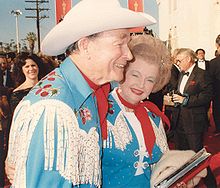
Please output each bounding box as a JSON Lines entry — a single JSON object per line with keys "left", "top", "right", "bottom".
{"left": 41, "top": 0, "right": 156, "bottom": 56}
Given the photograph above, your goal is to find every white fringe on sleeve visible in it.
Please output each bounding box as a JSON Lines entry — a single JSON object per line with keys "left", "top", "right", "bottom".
{"left": 7, "top": 99, "right": 101, "bottom": 188}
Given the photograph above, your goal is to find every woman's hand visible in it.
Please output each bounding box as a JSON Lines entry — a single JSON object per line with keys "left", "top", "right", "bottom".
{"left": 5, "top": 158, "right": 15, "bottom": 184}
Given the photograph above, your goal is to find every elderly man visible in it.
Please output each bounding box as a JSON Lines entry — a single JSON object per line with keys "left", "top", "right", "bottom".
{"left": 5, "top": 0, "right": 156, "bottom": 187}
{"left": 172, "top": 48, "right": 216, "bottom": 187}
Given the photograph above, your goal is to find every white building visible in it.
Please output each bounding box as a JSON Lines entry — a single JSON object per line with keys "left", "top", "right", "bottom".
{"left": 156, "top": 0, "right": 220, "bottom": 60}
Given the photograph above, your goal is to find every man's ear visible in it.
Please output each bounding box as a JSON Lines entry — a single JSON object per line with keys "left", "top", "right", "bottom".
{"left": 78, "top": 37, "right": 91, "bottom": 60}
{"left": 186, "top": 56, "right": 191, "bottom": 63}
{"left": 77, "top": 37, "right": 89, "bottom": 52}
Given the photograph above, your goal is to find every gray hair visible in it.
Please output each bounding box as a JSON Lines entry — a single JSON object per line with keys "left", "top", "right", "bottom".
{"left": 128, "top": 34, "right": 172, "bottom": 93}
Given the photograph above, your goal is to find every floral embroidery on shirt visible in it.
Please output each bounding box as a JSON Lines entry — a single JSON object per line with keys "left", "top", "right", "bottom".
{"left": 42, "top": 71, "right": 62, "bottom": 81}
{"left": 79, "top": 107, "right": 92, "bottom": 124}
{"left": 34, "top": 71, "right": 62, "bottom": 97}
{"left": 108, "top": 100, "right": 114, "bottom": 115}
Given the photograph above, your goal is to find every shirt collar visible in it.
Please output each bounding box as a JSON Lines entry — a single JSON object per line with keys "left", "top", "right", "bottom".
{"left": 59, "top": 57, "right": 93, "bottom": 110}
{"left": 185, "top": 63, "right": 196, "bottom": 76}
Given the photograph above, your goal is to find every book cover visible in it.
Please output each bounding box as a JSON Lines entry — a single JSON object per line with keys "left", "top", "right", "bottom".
{"left": 154, "top": 148, "right": 211, "bottom": 188}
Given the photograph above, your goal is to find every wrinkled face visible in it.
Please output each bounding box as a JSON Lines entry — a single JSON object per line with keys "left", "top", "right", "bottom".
{"left": 119, "top": 58, "right": 159, "bottom": 105}
{"left": 22, "top": 59, "right": 39, "bottom": 80}
{"left": 87, "top": 29, "right": 133, "bottom": 84}
{"left": 176, "top": 54, "right": 192, "bottom": 72}
{"left": 196, "top": 50, "right": 205, "bottom": 60}
{"left": 0, "top": 57, "right": 8, "bottom": 71}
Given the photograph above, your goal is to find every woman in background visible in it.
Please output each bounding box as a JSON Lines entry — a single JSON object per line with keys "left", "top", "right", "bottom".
{"left": 10, "top": 53, "right": 45, "bottom": 113}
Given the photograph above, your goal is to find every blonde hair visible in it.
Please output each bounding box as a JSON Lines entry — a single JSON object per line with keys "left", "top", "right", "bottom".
{"left": 128, "top": 34, "right": 172, "bottom": 93}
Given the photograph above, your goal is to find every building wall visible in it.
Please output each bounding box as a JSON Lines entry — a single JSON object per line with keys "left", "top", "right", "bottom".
{"left": 157, "top": 0, "right": 220, "bottom": 60}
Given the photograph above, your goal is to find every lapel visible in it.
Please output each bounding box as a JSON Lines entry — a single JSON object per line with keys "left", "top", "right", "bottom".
{"left": 177, "top": 73, "right": 184, "bottom": 92}
{"left": 183, "top": 66, "right": 197, "bottom": 93}
{"left": 6, "top": 70, "right": 11, "bottom": 86}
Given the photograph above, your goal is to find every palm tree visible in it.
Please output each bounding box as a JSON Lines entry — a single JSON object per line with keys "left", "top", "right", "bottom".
{"left": 26, "top": 32, "right": 37, "bottom": 54}
{"left": 0, "top": 42, "right": 3, "bottom": 52}
{"left": 4, "top": 43, "right": 11, "bottom": 53}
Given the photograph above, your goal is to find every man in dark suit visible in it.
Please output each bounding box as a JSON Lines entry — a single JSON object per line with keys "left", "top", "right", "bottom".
{"left": 208, "top": 34, "right": 220, "bottom": 135}
{"left": 163, "top": 63, "right": 180, "bottom": 140}
{"left": 0, "top": 55, "right": 14, "bottom": 88}
{"left": 172, "top": 48, "right": 217, "bottom": 187}
{"left": 195, "top": 49, "right": 211, "bottom": 129}
{"left": 195, "top": 48, "right": 209, "bottom": 70}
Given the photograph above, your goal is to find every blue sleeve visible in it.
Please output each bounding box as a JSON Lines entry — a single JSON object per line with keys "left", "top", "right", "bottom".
{"left": 25, "top": 115, "right": 71, "bottom": 187}
{"left": 26, "top": 113, "right": 98, "bottom": 188}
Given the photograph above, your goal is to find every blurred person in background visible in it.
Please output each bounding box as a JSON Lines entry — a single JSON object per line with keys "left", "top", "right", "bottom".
{"left": 0, "top": 96, "right": 7, "bottom": 187}
{"left": 195, "top": 48, "right": 209, "bottom": 70}
{"left": 6, "top": 52, "right": 16, "bottom": 73}
{"left": 37, "top": 52, "right": 59, "bottom": 72}
{"left": 195, "top": 49, "right": 211, "bottom": 128}
{"left": 0, "top": 54, "right": 14, "bottom": 90}
{"left": 163, "top": 48, "right": 181, "bottom": 137}
{"left": 208, "top": 34, "right": 220, "bottom": 136}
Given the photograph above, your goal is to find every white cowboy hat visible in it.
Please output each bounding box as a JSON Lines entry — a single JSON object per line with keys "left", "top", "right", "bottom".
{"left": 41, "top": 0, "right": 156, "bottom": 56}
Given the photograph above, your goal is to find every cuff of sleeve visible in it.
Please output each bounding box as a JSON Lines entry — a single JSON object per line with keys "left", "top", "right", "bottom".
{"left": 182, "top": 93, "right": 189, "bottom": 106}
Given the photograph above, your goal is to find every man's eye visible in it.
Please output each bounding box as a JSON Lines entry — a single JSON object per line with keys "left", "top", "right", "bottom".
{"left": 147, "top": 79, "right": 155, "bottom": 83}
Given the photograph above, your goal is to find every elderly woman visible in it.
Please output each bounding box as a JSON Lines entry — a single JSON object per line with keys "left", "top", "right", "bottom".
{"left": 5, "top": 0, "right": 156, "bottom": 187}
{"left": 103, "top": 34, "right": 171, "bottom": 188}
{"left": 103, "top": 35, "right": 207, "bottom": 188}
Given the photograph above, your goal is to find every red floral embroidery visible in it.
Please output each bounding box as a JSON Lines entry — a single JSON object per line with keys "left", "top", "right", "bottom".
{"left": 79, "top": 107, "right": 92, "bottom": 124}
{"left": 189, "top": 80, "right": 196, "bottom": 86}
{"left": 108, "top": 100, "right": 114, "bottom": 115}
{"left": 34, "top": 71, "right": 61, "bottom": 97}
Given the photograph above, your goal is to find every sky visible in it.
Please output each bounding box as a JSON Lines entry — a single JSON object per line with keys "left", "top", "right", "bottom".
{"left": 0, "top": 0, "right": 158, "bottom": 48}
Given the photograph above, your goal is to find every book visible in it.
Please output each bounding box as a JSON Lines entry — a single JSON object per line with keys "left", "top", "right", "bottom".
{"left": 154, "top": 148, "right": 211, "bottom": 188}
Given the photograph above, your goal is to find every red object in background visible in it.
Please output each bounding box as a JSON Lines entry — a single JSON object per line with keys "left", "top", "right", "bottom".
{"left": 128, "top": 0, "right": 144, "bottom": 33}
{"left": 55, "top": 0, "right": 72, "bottom": 24}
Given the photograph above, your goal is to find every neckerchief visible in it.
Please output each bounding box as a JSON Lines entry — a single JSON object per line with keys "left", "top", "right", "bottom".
{"left": 82, "top": 73, "right": 110, "bottom": 140}
{"left": 116, "top": 89, "right": 170, "bottom": 157}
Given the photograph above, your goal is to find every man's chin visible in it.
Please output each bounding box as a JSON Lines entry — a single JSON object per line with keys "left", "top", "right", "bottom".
{"left": 114, "top": 75, "right": 124, "bottom": 83}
